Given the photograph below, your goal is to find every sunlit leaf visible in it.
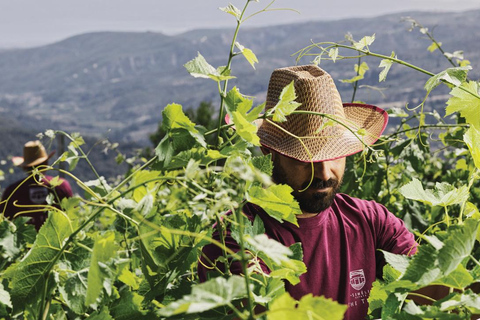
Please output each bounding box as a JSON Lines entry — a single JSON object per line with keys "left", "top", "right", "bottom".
{"left": 236, "top": 42, "right": 258, "bottom": 69}
{"left": 267, "top": 292, "right": 347, "bottom": 320}
{"left": 446, "top": 82, "right": 480, "bottom": 130}
{"left": 246, "top": 234, "right": 292, "bottom": 264}
{"left": 269, "top": 81, "right": 301, "bottom": 123}
{"left": 341, "top": 62, "right": 369, "bottom": 83}
{"left": 247, "top": 184, "right": 300, "bottom": 226}
{"left": 10, "top": 211, "right": 75, "bottom": 312}
{"left": 86, "top": 231, "right": 118, "bottom": 306}
{"left": 379, "top": 52, "right": 395, "bottom": 82}
{"left": 184, "top": 52, "right": 217, "bottom": 79}
{"left": 427, "top": 41, "right": 442, "bottom": 52}
{"left": 157, "top": 276, "right": 248, "bottom": 316}
{"left": 353, "top": 34, "right": 375, "bottom": 51}
{"left": 463, "top": 117, "right": 480, "bottom": 169}
{"left": 399, "top": 178, "right": 469, "bottom": 207}
{"left": 424, "top": 66, "right": 471, "bottom": 94}
{"left": 219, "top": 4, "right": 242, "bottom": 19}
{"left": 328, "top": 48, "right": 339, "bottom": 62}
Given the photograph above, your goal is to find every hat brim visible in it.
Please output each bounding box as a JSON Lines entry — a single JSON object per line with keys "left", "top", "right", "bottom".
{"left": 256, "top": 103, "right": 388, "bottom": 162}
{"left": 16, "top": 151, "right": 56, "bottom": 168}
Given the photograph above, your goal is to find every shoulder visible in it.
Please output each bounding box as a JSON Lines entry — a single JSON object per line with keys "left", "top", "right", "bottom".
{"left": 43, "top": 175, "right": 73, "bottom": 196}
{"left": 334, "top": 193, "right": 388, "bottom": 215}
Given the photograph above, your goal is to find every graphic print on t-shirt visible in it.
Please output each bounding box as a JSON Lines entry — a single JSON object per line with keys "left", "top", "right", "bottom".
{"left": 349, "top": 269, "right": 365, "bottom": 290}
{"left": 29, "top": 187, "right": 49, "bottom": 204}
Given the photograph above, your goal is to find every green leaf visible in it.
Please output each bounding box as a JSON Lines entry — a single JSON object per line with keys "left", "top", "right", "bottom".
{"left": 184, "top": 52, "right": 217, "bottom": 79}
{"left": 267, "top": 292, "right": 347, "bottom": 320}
{"left": 439, "top": 290, "right": 480, "bottom": 313}
{"left": 379, "top": 52, "right": 395, "bottom": 82}
{"left": 110, "top": 289, "right": 146, "bottom": 320}
{"left": 236, "top": 42, "right": 259, "bottom": 69}
{"left": 252, "top": 154, "right": 273, "bottom": 176}
{"left": 398, "top": 244, "right": 441, "bottom": 287}
{"left": 0, "top": 283, "right": 12, "bottom": 309}
{"left": 246, "top": 234, "right": 292, "bottom": 264}
{"left": 341, "top": 62, "right": 369, "bottom": 83}
{"left": 232, "top": 110, "right": 261, "bottom": 145}
{"left": 247, "top": 184, "right": 301, "bottom": 226}
{"left": 368, "top": 280, "right": 388, "bottom": 314}
{"left": 86, "top": 306, "right": 115, "bottom": 320}
{"left": 446, "top": 81, "right": 480, "bottom": 130}
{"left": 10, "top": 211, "right": 75, "bottom": 312}
{"left": 269, "top": 81, "right": 301, "bottom": 123}
{"left": 328, "top": 48, "right": 339, "bottom": 62}
{"left": 219, "top": 4, "right": 242, "bottom": 19}
{"left": 157, "top": 276, "right": 248, "bottom": 316}
{"left": 353, "top": 34, "right": 375, "bottom": 51}
{"left": 434, "top": 264, "right": 473, "bottom": 289}
{"left": 399, "top": 178, "right": 469, "bottom": 207}
{"left": 86, "top": 231, "right": 118, "bottom": 306}
{"left": 427, "top": 41, "right": 442, "bottom": 52}
{"left": 424, "top": 67, "right": 470, "bottom": 94}
{"left": 381, "top": 250, "right": 411, "bottom": 274}
{"left": 464, "top": 126, "right": 480, "bottom": 169}
{"left": 437, "top": 218, "right": 479, "bottom": 275}
{"left": 58, "top": 270, "right": 89, "bottom": 314}
{"left": 184, "top": 52, "right": 235, "bottom": 82}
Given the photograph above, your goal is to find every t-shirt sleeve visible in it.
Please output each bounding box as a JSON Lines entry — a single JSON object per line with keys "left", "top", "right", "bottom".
{"left": 367, "top": 201, "right": 417, "bottom": 278}
{"left": 371, "top": 202, "right": 417, "bottom": 255}
{"left": 198, "top": 212, "right": 270, "bottom": 282}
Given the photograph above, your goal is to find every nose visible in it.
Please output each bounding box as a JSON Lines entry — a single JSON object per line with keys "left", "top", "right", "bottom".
{"left": 313, "top": 161, "right": 334, "bottom": 181}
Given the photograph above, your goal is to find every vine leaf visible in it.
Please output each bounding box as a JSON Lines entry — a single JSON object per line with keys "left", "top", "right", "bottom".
{"left": 155, "top": 103, "right": 207, "bottom": 165}
{"left": 236, "top": 42, "right": 259, "bottom": 69}
{"left": 269, "top": 81, "right": 301, "bottom": 123}
{"left": 353, "top": 34, "right": 375, "bottom": 51}
{"left": 225, "top": 87, "right": 263, "bottom": 145}
{"left": 399, "top": 178, "right": 469, "bottom": 207}
{"left": 427, "top": 42, "right": 442, "bottom": 52}
{"left": 379, "top": 52, "right": 396, "bottom": 82}
{"left": 341, "top": 62, "right": 369, "bottom": 83}
{"left": 424, "top": 66, "right": 470, "bottom": 94}
{"left": 267, "top": 292, "right": 347, "bottom": 320}
{"left": 86, "top": 231, "right": 118, "bottom": 306}
{"left": 9, "top": 210, "right": 74, "bottom": 312}
{"left": 157, "top": 276, "right": 247, "bottom": 316}
{"left": 464, "top": 126, "right": 480, "bottom": 169}
{"left": 219, "top": 4, "right": 242, "bottom": 20}
{"left": 446, "top": 80, "right": 480, "bottom": 130}
{"left": 184, "top": 52, "right": 235, "bottom": 81}
{"left": 247, "top": 184, "right": 301, "bottom": 226}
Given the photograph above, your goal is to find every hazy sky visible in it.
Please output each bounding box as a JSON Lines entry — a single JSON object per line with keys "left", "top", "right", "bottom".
{"left": 1, "top": 0, "right": 479, "bottom": 48}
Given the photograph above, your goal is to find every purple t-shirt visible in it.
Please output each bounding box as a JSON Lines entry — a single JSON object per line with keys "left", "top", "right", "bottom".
{"left": 199, "top": 193, "right": 417, "bottom": 320}
{"left": 1, "top": 175, "right": 73, "bottom": 230}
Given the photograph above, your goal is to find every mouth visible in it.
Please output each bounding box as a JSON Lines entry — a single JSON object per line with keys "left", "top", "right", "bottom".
{"left": 300, "top": 178, "right": 338, "bottom": 192}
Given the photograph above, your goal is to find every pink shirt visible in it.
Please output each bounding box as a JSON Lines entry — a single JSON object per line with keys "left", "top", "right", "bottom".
{"left": 199, "top": 193, "right": 417, "bottom": 320}
{"left": 1, "top": 175, "right": 73, "bottom": 230}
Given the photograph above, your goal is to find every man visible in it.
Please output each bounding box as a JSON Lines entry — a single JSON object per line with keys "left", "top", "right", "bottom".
{"left": 199, "top": 65, "right": 417, "bottom": 320}
{"left": 0, "top": 140, "right": 73, "bottom": 231}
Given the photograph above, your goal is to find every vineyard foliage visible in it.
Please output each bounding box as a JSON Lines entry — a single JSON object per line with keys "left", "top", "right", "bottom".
{"left": 1, "top": 1, "right": 480, "bottom": 319}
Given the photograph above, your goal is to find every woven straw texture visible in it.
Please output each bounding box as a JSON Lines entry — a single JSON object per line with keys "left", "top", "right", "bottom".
{"left": 257, "top": 65, "right": 388, "bottom": 162}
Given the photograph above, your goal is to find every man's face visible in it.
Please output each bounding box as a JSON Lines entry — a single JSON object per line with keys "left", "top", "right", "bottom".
{"left": 270, "top": 151, "right": 346, "bottom": 214}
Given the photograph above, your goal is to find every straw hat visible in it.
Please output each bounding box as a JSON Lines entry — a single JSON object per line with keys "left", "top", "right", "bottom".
{"left": 14, "top": 140, "right": 55, "bottom": 168}
{"left": 257, "top": 65, "right": 388, "bottom": 162}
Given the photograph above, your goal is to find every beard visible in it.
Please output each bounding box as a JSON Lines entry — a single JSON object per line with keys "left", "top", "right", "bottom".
{"left": 272, "top": 159, "right": 343, "bottom": 214}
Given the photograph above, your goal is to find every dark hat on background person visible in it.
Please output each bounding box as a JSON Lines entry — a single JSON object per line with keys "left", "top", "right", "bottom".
{"left": 12, "top": 140, "right": 55, "bottom": 168}
{"left": 256, "top": 65, "right": 389, "bottom": 162}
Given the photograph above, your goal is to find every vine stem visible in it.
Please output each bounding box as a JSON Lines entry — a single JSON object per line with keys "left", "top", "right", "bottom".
{"left": 214, "top": 1, "right": 251, "bottom": 149}
{"left": 232, "top": 206, "right": 255, "bottom": 320}
{"left": 304, "top": 42, "right": 480, "bottom": 101}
